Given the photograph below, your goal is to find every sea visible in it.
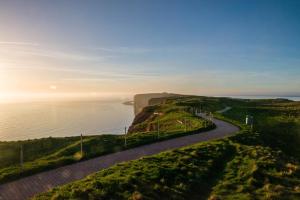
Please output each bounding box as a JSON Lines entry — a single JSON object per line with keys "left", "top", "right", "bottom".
{"left": 224, "top": 96, "right": 300, "bottom": 101}
{"left": 0, "top": 100, "right": 134, "bottom": 141}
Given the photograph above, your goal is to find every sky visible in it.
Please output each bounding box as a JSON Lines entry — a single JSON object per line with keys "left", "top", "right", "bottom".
{"left": 0, "top": 0, "right": 299, "bottom": 102}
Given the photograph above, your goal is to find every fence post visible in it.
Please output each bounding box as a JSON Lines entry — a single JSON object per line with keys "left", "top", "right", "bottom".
{"left": 157, "top": 120, "right": 160, "bottom": 138}
{"left": 20, "top": 144, "right": 23, "bottom": 170}
{"left": 80, "top": 134, "right": 83, "bottom": 157}
{"left": 125, "top": 126, "right": 127, "bottom": 147}
{"left": 184, "top": 117, "right": 187, "bottom": 132}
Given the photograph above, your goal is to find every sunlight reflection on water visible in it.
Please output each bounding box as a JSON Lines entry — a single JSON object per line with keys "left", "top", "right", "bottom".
{"left": 0, "top": 100, "right": 134, "bottom": 141}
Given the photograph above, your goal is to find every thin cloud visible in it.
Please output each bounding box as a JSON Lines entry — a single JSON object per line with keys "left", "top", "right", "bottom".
{"left": 23, "top": 49, "right": 106, "bottom": 61}
{"left": 0, "top": 41, "right": 39, "bottom": 46}
{"left": 0, "top": 43, "right": 106, "bottom": 62}
{"left": 92, "top": 46, "right": 152, "bottom": 54}
{"left": 61, "top": 72, "right": 159, "bottom": 82}
{"left": 2, "top": 64, "right": 161, "bottom": 78}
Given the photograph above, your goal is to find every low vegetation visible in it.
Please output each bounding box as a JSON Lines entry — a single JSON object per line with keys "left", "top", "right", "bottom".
{"left": 0, "top": 137, "right": 80, "bottom": 169}
{"left": 128, "top": 103, "right": 205, "bottom": 133}
{"left": 220, "top": 100, "right": 300, "bottom": 159}
{"left": 34, "top": 96, "right": 300, "bottom": 199}
{"left": 34, "top": 140, "right": 235, "bottom": 200}
{"left": 0, "top": 101, "right": 211, "bottom": 184}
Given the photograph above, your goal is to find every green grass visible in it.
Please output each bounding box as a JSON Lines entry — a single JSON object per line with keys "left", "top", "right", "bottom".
{"left": 0, "top": 101, "right": 211, "bottom": 184}
{"left": 0, "top": 137, "right": 80, "bottom": 169}
{"left": 33, "top": 96, "right": 300, "bottom": 200}
{"left": 34, "top": 140, "right": 235, "bottom": 200}
{"left": 129, "top": 102, "right": 206, "bottom": 133}
{"left": 217, "top": 99, "right": 300, "bottom": 159}
{"left": 210, "top": 142, "right": 300, "bottom": 200}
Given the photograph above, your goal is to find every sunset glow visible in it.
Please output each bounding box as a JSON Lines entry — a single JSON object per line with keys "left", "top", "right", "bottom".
{"left": 0, "top": 1, "right": 299, "bottom": 199}
{"left": 0, "top": 1, "right": 299, "bottom": 103}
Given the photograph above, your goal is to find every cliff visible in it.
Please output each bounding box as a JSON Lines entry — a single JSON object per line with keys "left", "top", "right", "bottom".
{"left": 133, "top": 93, "right": 181, "bottom": 115}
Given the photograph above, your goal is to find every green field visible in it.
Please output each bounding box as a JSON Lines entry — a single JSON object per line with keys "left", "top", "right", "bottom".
{"left": 35, "top": 140, "right": 235, "bottom": 200}
{"left": 0, "top": 101, "right": 211, "bottom": 184}
{"left": 34, "top": 96, "right": 300, "bottom": 200}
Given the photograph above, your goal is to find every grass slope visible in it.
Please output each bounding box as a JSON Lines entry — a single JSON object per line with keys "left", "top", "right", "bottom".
{"left": 34, "top": 96, "right": 300, "bottom": 200}
{"left": 34, "top": 140, "right": 235, "bottom": 200}
{"left": 0, "top": 101, "right": 211, "bottom": 184}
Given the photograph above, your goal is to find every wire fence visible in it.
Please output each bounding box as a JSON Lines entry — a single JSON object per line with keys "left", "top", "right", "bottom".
{"left": 0, "top": 108, "right": 215, "bottom": 172}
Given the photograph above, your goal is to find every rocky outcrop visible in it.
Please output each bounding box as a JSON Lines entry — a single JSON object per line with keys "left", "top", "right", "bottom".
{"left": 128, "top": 105, "right": 157, "bottom": 133}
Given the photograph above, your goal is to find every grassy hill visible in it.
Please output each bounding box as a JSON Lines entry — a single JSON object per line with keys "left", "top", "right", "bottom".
{"left": 34, "top": 96, "right": 300, "bottom": 200}
{"left": 0, "top": 101, "right": 211, "bottom": 184}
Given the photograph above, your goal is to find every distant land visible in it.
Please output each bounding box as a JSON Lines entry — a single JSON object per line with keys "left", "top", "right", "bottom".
{"left": 122, "top": 100, "right": 134, "bottom": 106}
{"left": 133, "top": 92, "right": 183, "bottom": 115}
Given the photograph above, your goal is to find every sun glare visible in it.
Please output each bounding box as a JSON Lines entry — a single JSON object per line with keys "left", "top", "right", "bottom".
{"left": 49, "top": 85, "right": 57, "bottom": 90}
{"left": 0, "top": 63, "right": 7, "bottom": 94}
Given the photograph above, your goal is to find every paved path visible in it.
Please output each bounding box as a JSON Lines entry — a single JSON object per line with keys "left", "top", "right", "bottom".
{"left": 216, "top": 106, "right": 232, "bottom": 113}
{"left": 0, "top": 114, "right": 239, "bottom": 200}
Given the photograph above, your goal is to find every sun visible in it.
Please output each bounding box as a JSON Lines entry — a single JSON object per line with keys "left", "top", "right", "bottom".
{"left": 49, "top": 85, "right": 57, "bottom": 90}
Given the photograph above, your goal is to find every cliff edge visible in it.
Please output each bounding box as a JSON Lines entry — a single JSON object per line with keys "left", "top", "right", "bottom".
{"left": 133, "top": 92, "right": 181, "bottom": 115}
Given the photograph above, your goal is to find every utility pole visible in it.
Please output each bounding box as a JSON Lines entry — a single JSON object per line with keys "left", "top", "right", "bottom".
{"left": 80, "top": 133, "right": 83, "bottom": 157}
{"left": 124, "top": 126, "right": 127, "bottom": 147}
{"left": 20, "top": 144, "right": 23, "bottom": 169}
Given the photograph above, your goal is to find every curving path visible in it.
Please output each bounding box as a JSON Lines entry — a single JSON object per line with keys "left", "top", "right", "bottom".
{"left": 0, "top": 113, "right": 239, "bottom": 200}
{"left": 216, "top": 106, "right": 232, "bottom": 113}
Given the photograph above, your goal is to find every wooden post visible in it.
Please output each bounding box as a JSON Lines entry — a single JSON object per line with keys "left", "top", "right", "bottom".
{"left": 157, "top": 120, "right": 160, "bottom": 138}
{"left": 184, "top": 117, "right": 187, "bottom": 132}
{"left": 80, "top": 134, "right": 83, "bottom": 157}
{"left": 20, "top": 144, "right": 23, "bottom": 169}
{"left": 124, "top": 126, "right": 127, "bottom": 147}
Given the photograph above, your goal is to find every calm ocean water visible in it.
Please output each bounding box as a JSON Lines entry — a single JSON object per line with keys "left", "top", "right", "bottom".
{"left": 220, "top": 96, "right": 300, "bottom": 101}
{"left": 0, "top": 101, "right": 134, "bottom": 141}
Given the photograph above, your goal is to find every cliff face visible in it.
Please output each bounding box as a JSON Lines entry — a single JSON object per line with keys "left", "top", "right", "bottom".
{"left": 128, "top": 105, "right": 157, "bottom": 133}
{"left": 133, "top": 93, "right": 180, "bottom": 115}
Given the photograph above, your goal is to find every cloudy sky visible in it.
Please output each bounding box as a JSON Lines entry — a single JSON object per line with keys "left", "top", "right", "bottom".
{"left": 0, "top": 0, "right": 299, "bottom": 102}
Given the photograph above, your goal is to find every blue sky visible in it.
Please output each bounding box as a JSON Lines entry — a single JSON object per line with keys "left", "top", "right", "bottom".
{"left": 0, "top": 0, "right": 299, "bottom": 101}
